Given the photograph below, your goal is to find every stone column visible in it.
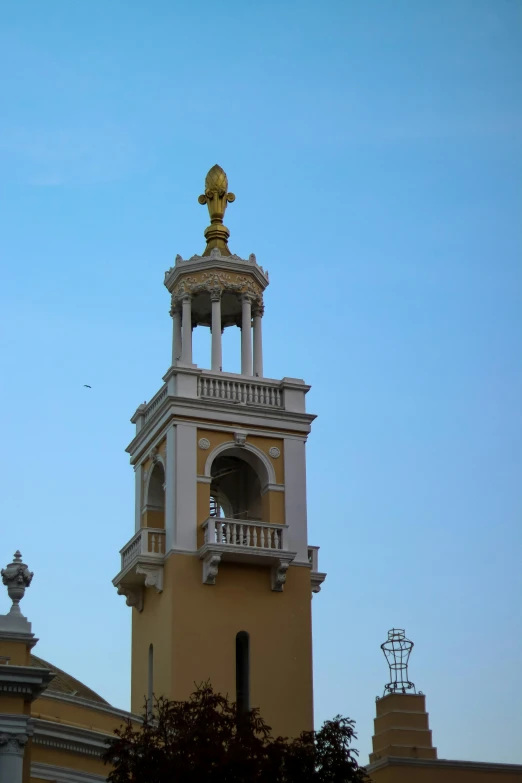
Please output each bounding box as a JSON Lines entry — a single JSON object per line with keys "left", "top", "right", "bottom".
{"left": 241, "top": 295, "right": 253, "bottom": 376}
{"left": 171, "top": 304, "right": 182, "bottom": 365}
{"left": 252, "top": 303, "right": 264, "bottom": 378}
{"left": 210, "top": 289, "right": 222, "bottom": 372}
{"left": 181, "top": 295, "right": 193, "bottom": 364}
{"left": 0, "top": 730, "right": 28, "bottom": 783}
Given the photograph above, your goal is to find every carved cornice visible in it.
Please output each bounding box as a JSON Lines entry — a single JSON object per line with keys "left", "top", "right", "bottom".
{"left": 170, "top": 270, "right": 263, "bottom": 307}
{"left": 164, "top": 250, "right": 269, "bottom": 299}
{"left": 0, "top": 664, "right": 55, "bottom": 701}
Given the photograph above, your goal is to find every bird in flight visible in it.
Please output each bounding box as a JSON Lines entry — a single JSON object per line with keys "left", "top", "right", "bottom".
{"left": 84, "top": 385, "right": 92, "bottom": 388}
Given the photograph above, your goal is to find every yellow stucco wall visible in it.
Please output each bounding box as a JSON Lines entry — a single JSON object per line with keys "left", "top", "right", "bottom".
{"left": 0, "top": 639, "right": 31, "bottom": 666}
{"left": 26, "top": 694, "right": 139, "bottom": 781}
{"left": 131, "top": 552, "right": 313, "bottom": 739}
{"left": 31, "top": 696, "right": 126, "bottom": 734}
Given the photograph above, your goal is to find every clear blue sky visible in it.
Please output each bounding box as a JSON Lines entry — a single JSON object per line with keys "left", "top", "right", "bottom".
{"left": 1, "top": 0, "right": 521, "bottom": 767}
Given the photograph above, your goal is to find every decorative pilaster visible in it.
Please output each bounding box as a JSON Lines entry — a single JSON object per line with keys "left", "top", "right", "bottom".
{"left": 210, "top": 289, "right": 223, "bottom": 371}
{"left": 0, "top": 725, "right": 29, "bottom": 783}
{"left": 241, "top": 294, "right": 253, "bottom": 376}
{"left": 170, "top": 302, "right": 182, "bottom": 365}
{"left": 181, "top": 295, "right": 193, "bottom": 364}
{"left": 252, "top": 303, "right": 264, "bottom": 378}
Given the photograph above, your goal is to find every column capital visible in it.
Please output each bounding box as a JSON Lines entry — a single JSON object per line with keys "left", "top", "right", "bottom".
{"left": 252, "top": 304, "right": 265, "bottom": 318}
{"left": 209, "top": 286, "right": 222, "bottom": 302}
{"left": 240, "top": 292, "right": 254, "bottom": 304}
{"left": 181, "top": 293, "right": 193, "bottom": 303}
{"left": 0, "top": 733, "right": 28, "bottom": 756}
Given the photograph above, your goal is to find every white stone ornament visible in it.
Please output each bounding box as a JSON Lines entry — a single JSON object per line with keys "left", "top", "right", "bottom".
{"left": 1, "top": 552, "right": 33, "bottom": 616}
{"left": 268, "top": 447, "right": 280, "bottom": 459}
{"left": 234, "top": 432, "right": 247, "bottom": 446}
{"left": 198, "top": 438, "right": 210, "bottom": 450}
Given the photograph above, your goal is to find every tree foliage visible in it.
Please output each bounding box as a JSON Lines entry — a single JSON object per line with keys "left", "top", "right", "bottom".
{"left": 103, "top": 682, "right": 369, "bottom": 783}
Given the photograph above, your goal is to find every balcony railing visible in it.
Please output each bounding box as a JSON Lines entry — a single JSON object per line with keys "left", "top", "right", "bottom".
{"left": 202, "top": 517, "right": 288, "bottom": 551}
{"left": 144, "top": 384, "right": 168, "bottom": 422}
{"left": 197, "top": 375, "right": 283, "bottom": 408}
{"left": 120, "top": 528, "right": 166, "bottom": 571}
{"left": 307, "top": 545, "right": 326, "bottom": 593}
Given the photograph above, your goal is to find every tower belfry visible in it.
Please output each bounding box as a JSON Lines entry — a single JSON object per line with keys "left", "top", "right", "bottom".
{"left": 113, "top": 166, "right": 326, "bottom": 737}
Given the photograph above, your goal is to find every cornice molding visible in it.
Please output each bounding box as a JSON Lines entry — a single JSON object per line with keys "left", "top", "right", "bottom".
{"left": 0, "top": 665, "right": 55, "bottom": 701}
{"left": 32, "top": 718, "right": 111, "bottom": 758}
{"left": 367, "top": 756, "right": 522, "bottom": 774}
{"left": 39, "top": 689, "right": 139, "bottom": 722}
{"left": 127, "top": 401, "right": 315, "bottom": 462}
{"left": 32, "top": 761, "right": 107, "bottom": 782}
{"left": 164, "top": 253, "right": 269, "bottom": 294}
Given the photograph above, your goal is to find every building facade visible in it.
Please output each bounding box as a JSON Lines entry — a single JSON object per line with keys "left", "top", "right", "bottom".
{"left": 0, "top": 166, "right": 520, "bottom": 782}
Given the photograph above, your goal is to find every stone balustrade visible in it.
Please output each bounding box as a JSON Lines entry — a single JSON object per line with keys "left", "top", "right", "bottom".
{"left": 202, "top": 518, "right": 288, "bottom": 551}
{"left": 197, "top": 374, "right": 283, "bottom": 407}
{"left": 120, "top": 528, "right": 165, "bottom": 571}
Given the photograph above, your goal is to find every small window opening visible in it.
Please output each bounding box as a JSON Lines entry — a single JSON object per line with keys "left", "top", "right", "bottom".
{"left": 236, "top": 631, "right": 250, "bottom": 716}
{"left": 148, "top": 643, "right": 154, "bottom": 715}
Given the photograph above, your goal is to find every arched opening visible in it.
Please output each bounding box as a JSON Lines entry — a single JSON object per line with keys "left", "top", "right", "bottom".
{"left": 235, "top": 631, "right": 250, "bottom": 716}
{"left": 145, "top": 462, "right": 165, "bottom": 528}
{"left": 210, "top": 449, "right": 266, "bottom": 521}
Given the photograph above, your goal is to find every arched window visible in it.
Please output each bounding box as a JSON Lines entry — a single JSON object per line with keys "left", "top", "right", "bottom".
{"left": 236, "top": 631, "right": 250, "bottom": 715}
{"left": 145, "top": 462, "right": 165, "bottom": 528}
{"left": 148, "top": 643, "right": 154, "bottom": 715}
{"left": 210, "top": 454, "right": 262, "bottom": 521}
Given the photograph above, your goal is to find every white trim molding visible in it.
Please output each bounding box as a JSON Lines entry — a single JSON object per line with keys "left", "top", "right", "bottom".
{"left": 32, "top": 761, "right": 107, "bottom": 782}
{"left": 32, "top": 718, "right": 111, "bottom": 758}
{"left": 0, "top": 664, "right": 55, "bottom": 701}
{"left": 204, "top": 440, "right": 276, "bottom": 487}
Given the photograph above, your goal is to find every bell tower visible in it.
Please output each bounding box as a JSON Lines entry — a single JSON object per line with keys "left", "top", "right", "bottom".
{"left": 113, "top": 165, "right": 326, "bottom": 738}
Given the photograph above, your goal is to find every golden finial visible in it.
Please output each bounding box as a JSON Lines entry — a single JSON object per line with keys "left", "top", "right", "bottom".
{"left": 198, "top": 164, "right": 236, "bottom": 256}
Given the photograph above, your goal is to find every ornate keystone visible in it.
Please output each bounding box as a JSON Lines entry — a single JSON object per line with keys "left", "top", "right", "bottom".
{"left": 1, "top": 552, "right": 33, "bottom": 616}
{"left": 198, "top": 165, "right": 235, "bottom": 257}
{"left": 234, "top": 432, "right": 247, "bottom": 447}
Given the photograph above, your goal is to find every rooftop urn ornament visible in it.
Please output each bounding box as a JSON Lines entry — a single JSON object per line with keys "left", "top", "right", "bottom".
{"left": 198, "top": 164, "right": 236, "bottom": 256}
{"left": 1, "top": 551, "right": 33, "bottom": 616}
{"left": 381, "top": 628, "right": 416, "bottom": 696}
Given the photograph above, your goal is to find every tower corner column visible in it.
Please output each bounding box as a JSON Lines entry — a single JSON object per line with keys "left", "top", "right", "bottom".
{"left": 252, "top": 303, "right": 264, "bottom": 378}
{"left": 170, "top": 301, "right": 182, "bottom": 365}
{"left": 181, "top": 295, "right": 193, "bottom": 364}
{"left": 210, "top": 289, "right": 223, "bottom": 372}
{"left": 241, "top": 294, "right": 253, "bottom": 376}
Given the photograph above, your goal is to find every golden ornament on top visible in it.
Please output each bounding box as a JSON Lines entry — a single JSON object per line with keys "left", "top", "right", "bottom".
{"left": 198, "top": 164, "right": 235, "bottom": 256}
